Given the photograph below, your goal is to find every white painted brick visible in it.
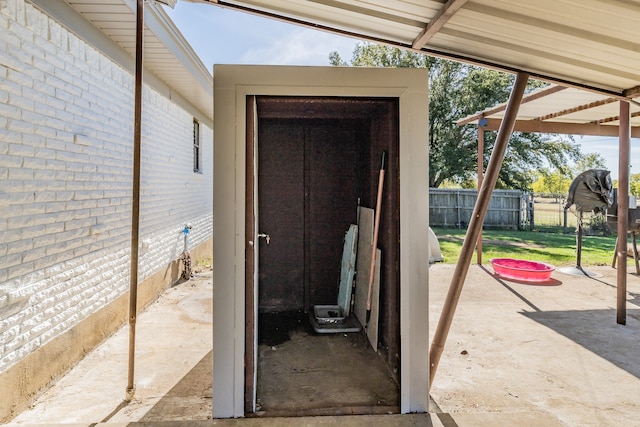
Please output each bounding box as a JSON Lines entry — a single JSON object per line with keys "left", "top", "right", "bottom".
{"left": 0, "top": 227, "right": 21, "bottom": 244}
{"left": 1, "top": 252, "right": 21, "bottom": 269}
{"left": 7, "top": 214, "right": 34, "bottom": 228}
{"left": 21, "top": 224, "right": 45, "bottom": 239}
{"left": 7, "top": 261, "right": 33, "bottom": 280}
{"left": 7, "top": 192, "right": 34, "bottom": 209}
{"left": 0, "top": 155, "right": 22, "bottom": 168}
{"left": 22, "top": 246, "right": 45, "bottom": 263}
{"left": 8, "top": 118, "right": 34, "bottom": 135}
{"left": 7, "top": 166, "right": 32, "bottom": 180}
{"left": 0, "top": 101, "right": 21, "bottom": 120}
{"left": 21, "top": 202, "right": 45, "bottom": 215}
{"left": 22, "top": 109, "right": 51, "bottom": 130}
{"left": 8, "top": 142, "right": 33, "bottom": 157}
{"left": 0, "top": 0, "right": 213, "bottom": 375}
{"left": 22, "top": 156, "right": 46, "bottom": 170}
{"left": 32, "top": 168, "right": 56, "bottom": 181}
{"left": 63, "top": 217, "right": 95, "bottom": 232}
{"left": 6, "top": 237, "right": 32, "bottom": 255}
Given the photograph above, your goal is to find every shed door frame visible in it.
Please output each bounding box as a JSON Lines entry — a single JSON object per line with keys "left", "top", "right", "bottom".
{"left": 213, "top": 65, "right": 429, "bottom": 418}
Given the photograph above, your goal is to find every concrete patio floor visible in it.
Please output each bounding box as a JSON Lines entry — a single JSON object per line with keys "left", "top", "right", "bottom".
{"left": 7, "top": 261, "right": 640, "bottom": 426}
{"left": 428, "top": 262, "right": 640, "bottom": 427}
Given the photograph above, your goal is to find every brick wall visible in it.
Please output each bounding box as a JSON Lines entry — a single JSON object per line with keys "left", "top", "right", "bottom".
{"left": 0, "top": 0, "right": 213, "bottom": 373}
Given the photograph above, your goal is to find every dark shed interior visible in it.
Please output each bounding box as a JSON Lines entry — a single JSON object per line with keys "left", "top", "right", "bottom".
{"left": 245, "top": 96, "right": 402, "bottom": 415}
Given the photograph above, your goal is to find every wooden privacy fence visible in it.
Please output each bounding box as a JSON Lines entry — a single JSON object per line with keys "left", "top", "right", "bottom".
{"left": 429, "top": 188, "right": 531, "bottom": 230}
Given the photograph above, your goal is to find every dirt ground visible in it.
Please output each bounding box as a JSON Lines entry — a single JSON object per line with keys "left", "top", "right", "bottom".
{"left": 256, "top": 313, "right": 399, "bottom": 417}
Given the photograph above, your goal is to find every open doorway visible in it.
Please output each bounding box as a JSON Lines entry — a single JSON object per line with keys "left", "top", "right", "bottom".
{"left": 246, "top": 96, "right": 400, "bottom": 416}
{"left": 213, "top": 65, "right": 429, "bottom": 418}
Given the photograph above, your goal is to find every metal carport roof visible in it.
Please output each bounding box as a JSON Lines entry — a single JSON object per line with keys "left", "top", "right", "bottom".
{"left": 458, "top": 84, "right": 640, "bottom": 137}
{"left": 192, "top": 0, "right": 640, "bottom": 99}
{"left": 48, "top": 0, "right": 639, "bottom": 401}
{"left": 182, "top": 0, "right": 639, "bottom": 391}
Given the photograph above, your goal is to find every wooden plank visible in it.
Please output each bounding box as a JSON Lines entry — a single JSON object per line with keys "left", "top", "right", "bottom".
{"left": 354, "top": 208, "right": 380, "bottom": 349}
{"left": 367, "top": 249, "right": 381, "bottom": 350}
{"left": 354, "top": 207, "right": 373, "bottom": 328}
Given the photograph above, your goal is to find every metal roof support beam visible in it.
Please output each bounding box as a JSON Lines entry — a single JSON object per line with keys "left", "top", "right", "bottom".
{"left": 476, "top": 124, "right": 484, "bottom": 265}
{"left": 533, "top": 97, "right": 617, "bottom": 122}
{"left": 412, "top": 0, "right": 468, "bottom": 48}
{"left": 457, "top": 85, "right": 566, "bottom": 126}
{"left": 126, "top": 0, "right": 145, "bottom": 402}
{"left": 593, "top": 111, "right": 640, "bottom": 125}
{"left": 617, "top": 101, "right": 630, "bottom": 325}
{"left": 429, "top": 72, "right": 530, "bottom": 389}
{"left": 479, "top": 118, "right": 640, "bottom": 138}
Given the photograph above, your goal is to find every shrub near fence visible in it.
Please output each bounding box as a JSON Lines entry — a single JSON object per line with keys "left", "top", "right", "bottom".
{"left": 429, "top": 188, "right": 529, "bottom": 230}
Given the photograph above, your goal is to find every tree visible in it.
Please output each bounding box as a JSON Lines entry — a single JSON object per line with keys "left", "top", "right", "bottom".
{"left": 531, "top": 152, "right": 606, "bottom": 196}
{"left": 531, "top": 171, "right": 573, "bottom": 196}
{"left": 631, "top": 174, "right": 640, "bottom": 197}
{"left": 531, "top": 153, "right": 606, "bottom": 196}
{"left": 574, "top": 152, "right": 607, "bottom": 173}
{"left": 613, "top": 173, "right": 640, "bottom": 198}
{"left": 330, "top": 43, "right": 582, "bottom": 190}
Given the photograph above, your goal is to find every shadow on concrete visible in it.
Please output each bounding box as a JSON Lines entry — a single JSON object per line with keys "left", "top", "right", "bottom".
{"left": 480, "top": 265, "right": 556, "bottom": 312}
{"left": 88, "top": 400, "right": 131, "bottom": 426}
{"left": 522, "top": 309, "right": 640, "bottom": 379}
{"left": 139, "top": 350, "right": 213, "bottom": 422}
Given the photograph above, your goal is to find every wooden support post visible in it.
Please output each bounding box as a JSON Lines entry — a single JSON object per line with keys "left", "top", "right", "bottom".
{"left": 617, "top": 100, "right": 630, "bottom": 325}
{"left": 429, "top": 72, "right": 529, "bottom": 389}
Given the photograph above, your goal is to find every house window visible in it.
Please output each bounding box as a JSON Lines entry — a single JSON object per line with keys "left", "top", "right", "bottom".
{"left": 193, "top": 119, "right": 201, "bottom": 173}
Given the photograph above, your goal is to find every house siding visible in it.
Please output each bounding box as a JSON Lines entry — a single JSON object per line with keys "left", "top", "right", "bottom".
{"left": 0, "top": 0, "right": 212, "bottom": 389}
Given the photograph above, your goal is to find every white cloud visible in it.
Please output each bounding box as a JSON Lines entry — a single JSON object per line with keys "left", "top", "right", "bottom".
{"left": 577, "top": 136, "right": 640, "bottom": 178}
{"left": 240, "top": 27, "right": 358, "bottom": 66}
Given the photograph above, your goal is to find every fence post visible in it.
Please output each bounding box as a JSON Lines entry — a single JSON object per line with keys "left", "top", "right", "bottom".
{"left": 528, "top": 195, "right": 534, "bottom": 231}
{"left": 456, "top": 190, "right": 461, "bottom": 229}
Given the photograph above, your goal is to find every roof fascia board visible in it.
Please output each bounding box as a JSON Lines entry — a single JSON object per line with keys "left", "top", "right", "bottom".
{"left": 138, "top": 1, "right": 213, "bottom": 93}
{"left": 480, "top": 118, "right": 640, "bottom": 138}
{"left": 28, "top": 0, "right": 212, "bottom": 125}
{"left": 412, "top": 0, "right": 468, "bottom": 48}
{"left": 623, "top": 86, "right": 640, "bottom": 97}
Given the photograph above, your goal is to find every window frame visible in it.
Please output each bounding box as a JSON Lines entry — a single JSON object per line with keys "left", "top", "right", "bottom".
{"left": 193, "top": 118, "right": 201, "bottom": 173}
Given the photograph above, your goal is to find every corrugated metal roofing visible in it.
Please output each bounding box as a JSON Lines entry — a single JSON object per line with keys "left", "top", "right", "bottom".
{"left": 457, "top": 85, "right": 640, "bottom": 137}
{"left": 56, "top": 0, "right": 640, "bottom": 126}
{"left": 204, "top": 0, "right": 640, "bottom": 98}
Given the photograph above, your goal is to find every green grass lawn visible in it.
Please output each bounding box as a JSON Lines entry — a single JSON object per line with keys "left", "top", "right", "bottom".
{"left": 431, "top": 227, "right": 626, "bottom": 267}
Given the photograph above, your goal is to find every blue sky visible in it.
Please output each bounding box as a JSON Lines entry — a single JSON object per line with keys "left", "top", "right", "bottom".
{"left": 165, "top": 2, "right": 358, "bottom": 69}
{"left": 164, "top": 2, "right": 635, "bottom": 179}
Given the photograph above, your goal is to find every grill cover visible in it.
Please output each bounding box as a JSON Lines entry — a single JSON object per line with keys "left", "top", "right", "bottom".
{"left": 564, "top": 169, "right": 613, "bottom": 214}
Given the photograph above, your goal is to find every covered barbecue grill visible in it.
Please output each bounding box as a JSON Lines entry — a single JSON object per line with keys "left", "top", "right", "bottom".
{"left": 563, "top": 169, "right": 614, "bottom": 275}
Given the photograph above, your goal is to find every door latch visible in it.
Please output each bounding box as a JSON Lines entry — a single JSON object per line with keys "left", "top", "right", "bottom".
{"left": 258, "top": 233, "right": 271, "bottom": 244}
